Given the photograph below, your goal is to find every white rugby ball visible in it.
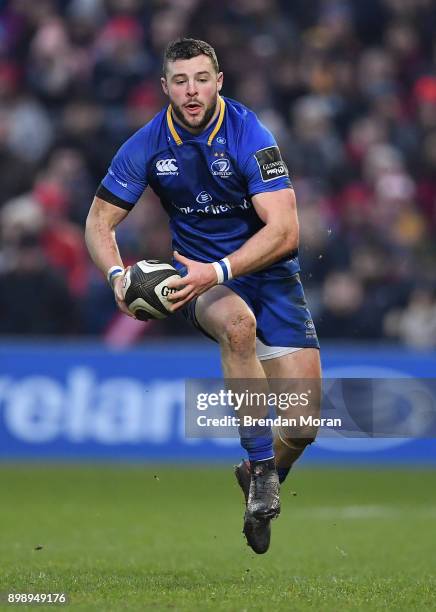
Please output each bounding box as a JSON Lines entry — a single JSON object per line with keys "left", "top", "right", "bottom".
{"left": 122, "top": 260, "right": 181, "bottom": 320}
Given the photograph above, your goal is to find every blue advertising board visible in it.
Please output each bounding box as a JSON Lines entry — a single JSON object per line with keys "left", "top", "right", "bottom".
{"left": 0, "top": 341, "right": 435, "bottom": 464}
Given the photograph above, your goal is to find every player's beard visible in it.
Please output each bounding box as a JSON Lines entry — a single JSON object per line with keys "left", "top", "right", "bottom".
{"left": 171, "top": 93, "right": 218, "bottom": 132}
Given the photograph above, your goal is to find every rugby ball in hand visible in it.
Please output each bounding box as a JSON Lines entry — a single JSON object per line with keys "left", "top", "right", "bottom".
{"left": 122, "top": 260, "right": 181, "bottom": 320}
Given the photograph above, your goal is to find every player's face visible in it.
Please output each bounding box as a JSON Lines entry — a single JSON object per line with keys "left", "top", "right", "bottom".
{"left": 161, "top": 55, "right": 223, "bottom": 133}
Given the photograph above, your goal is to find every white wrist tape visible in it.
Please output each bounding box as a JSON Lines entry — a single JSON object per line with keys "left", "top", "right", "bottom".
{"left": 107, "top": 265, "right": 124, "bottom": 288}
{"left": 212, "top": 257, "right": 233, "bottom": 284}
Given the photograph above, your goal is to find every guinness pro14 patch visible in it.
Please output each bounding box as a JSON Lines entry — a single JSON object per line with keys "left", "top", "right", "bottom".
{"left": 254, "top": 146, "right": 288, "bottom": 182}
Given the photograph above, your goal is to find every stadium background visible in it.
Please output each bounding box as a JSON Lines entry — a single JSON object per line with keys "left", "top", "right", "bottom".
{"left": 0, "top": 2, "right": 435, "bottom": 609}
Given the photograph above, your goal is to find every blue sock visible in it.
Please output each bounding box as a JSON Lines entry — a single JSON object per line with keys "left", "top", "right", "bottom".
{"left": 239, "top": 424, "right": 274, "bottom": 463}
{"left": 277, "top": 466, "right": 291, "bottom": 484}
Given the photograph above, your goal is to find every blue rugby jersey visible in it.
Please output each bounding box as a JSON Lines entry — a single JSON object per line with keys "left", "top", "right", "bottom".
{"left": 100, "top": 96, "right": 299, "bottom": 276}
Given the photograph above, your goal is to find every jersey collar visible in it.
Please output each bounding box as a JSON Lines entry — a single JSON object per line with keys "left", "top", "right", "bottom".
{"left": 166, "top": 96, "right": 225, "bottom": 146}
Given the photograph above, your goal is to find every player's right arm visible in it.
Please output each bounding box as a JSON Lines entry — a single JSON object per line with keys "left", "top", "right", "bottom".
{"left": 85, "top": 197, "right": 133, "bottom": 317}
{"left": 85, "top": 126, "right": 149, "bottom": 317}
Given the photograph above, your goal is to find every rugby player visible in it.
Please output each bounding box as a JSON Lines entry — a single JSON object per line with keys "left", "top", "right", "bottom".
{"left": 85, "top": 38, "right": 321, "bottom": 554}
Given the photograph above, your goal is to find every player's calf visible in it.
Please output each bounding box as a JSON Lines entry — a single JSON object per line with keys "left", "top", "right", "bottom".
{"left": 274, "top": 431, "right": 316, "bottom": 483}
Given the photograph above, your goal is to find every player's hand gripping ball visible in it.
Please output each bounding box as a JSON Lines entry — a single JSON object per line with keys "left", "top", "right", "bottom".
{"left": 122, "top": 260, "right": 182, "bottom": 320}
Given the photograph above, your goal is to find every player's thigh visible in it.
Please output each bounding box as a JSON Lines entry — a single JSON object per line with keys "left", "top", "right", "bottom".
{"left": 261, "top": 348, "right": 321, "bottom": 379}
{"left": 263, "top": 348, "right": 321, "bottom": 428}
{"left": 195, "top": 285, "right": 256, "bottom": 345}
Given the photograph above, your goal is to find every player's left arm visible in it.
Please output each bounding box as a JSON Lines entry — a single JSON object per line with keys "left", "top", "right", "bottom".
{"left": 167, "top": 188, "right": 297, "bottom": 311}
{"left": 225, "top": 187, "right": 298, "bottom": 275}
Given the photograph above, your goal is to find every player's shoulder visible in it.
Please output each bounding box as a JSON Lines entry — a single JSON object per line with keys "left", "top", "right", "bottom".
{"left": 223, "top": 96, "right": 263, "bottom": 130}
{"left": 223, "top": 97, "right": 276, "bottom": 160}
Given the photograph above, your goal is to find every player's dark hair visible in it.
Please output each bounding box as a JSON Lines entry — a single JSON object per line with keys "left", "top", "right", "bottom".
{"left": 163, "top": 38, "right": 219, "bottom": 75}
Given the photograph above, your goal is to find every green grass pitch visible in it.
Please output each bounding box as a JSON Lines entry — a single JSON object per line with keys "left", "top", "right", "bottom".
{"left": 0, "top": 465, "right": 435, "bottom": 611}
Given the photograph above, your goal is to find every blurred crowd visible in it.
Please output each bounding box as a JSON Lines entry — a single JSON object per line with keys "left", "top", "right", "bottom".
{"left": 0, "top": 0, "right": 435, "bottom": 347}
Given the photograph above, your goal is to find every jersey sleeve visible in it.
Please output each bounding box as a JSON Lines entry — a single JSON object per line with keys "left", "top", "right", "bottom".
{"left": 238, "top": 113, "right": 292, "bottom": 196}
{"left": 99, "top": 127, "right": 148, "bottom": 209}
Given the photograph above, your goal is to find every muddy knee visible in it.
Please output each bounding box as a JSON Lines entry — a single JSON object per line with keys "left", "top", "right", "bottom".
{"left": 220, "top": 311, "right": 257, "bottom": 358}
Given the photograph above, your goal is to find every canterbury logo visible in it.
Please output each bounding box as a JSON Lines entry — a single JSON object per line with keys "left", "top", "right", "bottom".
{"left": 156, "top": 159, "right": 178, "bottom": 172}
